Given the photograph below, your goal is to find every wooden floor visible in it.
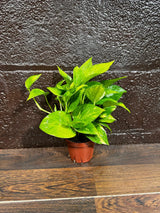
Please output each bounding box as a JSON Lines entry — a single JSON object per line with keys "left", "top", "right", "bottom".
{"left": 0, "top": 144, "right": 160, "bottom": 212}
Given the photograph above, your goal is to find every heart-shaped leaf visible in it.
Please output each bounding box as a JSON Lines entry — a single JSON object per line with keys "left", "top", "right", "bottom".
{"left": 102, "top": 99, "right": 130, "bottom": 113}
{"left": 101, "top": 76, "right": 127, "bottom": 87}
{"left": 27, "top": 88, "right": 49, "bottom": 101}
{"left": 39, "top": 111, "right": 76, "bottom": 138}
{"left": 99, "top": 114, "right": 116, "bottom": 123}
{"left": 116, "top": 102, "right": 131, "bottom": 113}
{"left": 85, "top": 61, "right": 114, "bottom": 83}
{"left": 75, "top": 123, "right": 97, "bottom": 135}
{"left": 73, "top": 58, "right": 93, "bottom": 87}
{"left": 57, "top": 66, "right": 72, "bottom": 84}
{"left": 25, "top": 74, "right": 41, "bottom": 90}
{"left": 68, "top": 91, "right": 83, "bottom": 113}
{"left": 87, "top": 124, "right": 109, "bottom": 145}
{"left": 73, "top": 58, "right": 114, "bottom": 86}
{"left": 100, "top": 123, "right": 112, "bottom": 132}
{"left": 100, "top": 106, "right": 117, "bottom": 117}
{"left": 86, "top": 84, "right": 105, "bottom": 104}
{"left": 47, "top": 87, "right": 63, "bottom": 96}
{"left": 106, "top": 85, "right": 126, "bottom": 101}
{"left": 72, "top": 104, "right": 104, "bottom": 125}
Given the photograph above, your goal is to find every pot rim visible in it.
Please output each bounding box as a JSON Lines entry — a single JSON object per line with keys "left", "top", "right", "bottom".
{"left": 65, "top": 139, "right": 94, "bottom": 147}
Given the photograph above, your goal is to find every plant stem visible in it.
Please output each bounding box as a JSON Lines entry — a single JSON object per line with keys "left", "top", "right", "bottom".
{"left": 33, "top": 98, "right": 50, "bottom": 114}
{"left": 65, "top": 102, "right": 68, "bottom": 112}
{"left": 28, "top": 89, "right": 50, "bottom": 114}
{"left": 82, "top": 94, "right": 85, "bottom": 104}
{"left": 45, "top": 96, "right": 53, "bottom": 112}
{"left": 57, "top": 97, "right": 62, "bottom": 111}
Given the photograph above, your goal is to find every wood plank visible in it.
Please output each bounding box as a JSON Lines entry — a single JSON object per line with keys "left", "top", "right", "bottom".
{"left": 0, "top": 147, "right": 70, "bottom": 170}
{"left": 94, "top": 164, "right": 160, "bottom": 195}
{"left": 0, "top": 167, "right": 96, "bottom": 201}
{"left": 1, "top": 144, "right": 160, "bottom": 170}
{"left": 1, "top": 193, "right": 160, "bottom": 213}
{"left": 93, "top": 143, "right": 160, "bottom": 167}
{"left": 1, "top": 163, "right": 160, "bottom": 201}
{"left": 95, "top": 194, "right": 160, "bottom": 213}
{"left": 0, "top": 198, "right": 96, "bottom": 213}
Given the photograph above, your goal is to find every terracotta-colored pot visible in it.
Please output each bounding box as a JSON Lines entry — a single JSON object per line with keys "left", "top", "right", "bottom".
{"left": 66, "top": 140, "right": 94, "bottom": 163}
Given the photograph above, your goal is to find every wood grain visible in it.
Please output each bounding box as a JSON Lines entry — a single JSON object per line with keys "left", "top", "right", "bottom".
{"left": 0, "top": 198, "right": 96, "bottom": 213}
{"left": 1, "top": 163, "right": 160, "bottom": 201}
{"left": 1, "top": 144, "right": 160, "bottom": 212}
{"left": 94, "top": 164, "right": 160, "bottom": 195}
{"left": 0, "top": 167, "right": 96, "bottom": 201}
{"left": 95, "top": 194, "right": 160, "bottom": 213}
{"left": 1, "top": 194, "right": 160, "bottom": 213}
{"left": 1, "top": 144, "right": 160, "bottom": 170}
{"left": 0, "top": 147, "right": 70, "bottom": 170}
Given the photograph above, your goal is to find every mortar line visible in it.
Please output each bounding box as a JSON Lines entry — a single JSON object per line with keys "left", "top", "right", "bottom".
{"left": 0, "top": 69, "right": 159, "bottom": 74}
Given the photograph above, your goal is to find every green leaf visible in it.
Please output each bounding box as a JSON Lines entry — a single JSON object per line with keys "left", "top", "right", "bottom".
{"left": 54, "top": 104, "right": 57, "bottom": 111}
{"left": 56, "top": 80, "right": 66, "bottom": 90}
{"left": 47, "top": 87, "right": 63, "bottom": 96}
{"left": 25, "top": 74, "right": 41, "bottom": 90}
{"left": 73, "top": 58, "right": 114, "bottom": 86}
{"left": 68, "top": 91, "right": 83, "bottom": 113}
{"left": 72, "top": 104, "right": 104, "bottom": 125}
{"left": 97, "top": 97, "right": 117, "bottom": 105}
{"left": 87, "top": 124, "right": 109, "bottom": 145}
{"left": 116, "top": 102, "right": 131, "bottom": 113}
{"left": 39, "top": 111, "right": 76, "bottom": 138}
{"left": 108, "top": 85, "right": 126, "bottom": 94}
{"left": 85, "top": 60, "right": 114, "bottom": 83}
{"left": 80, "top": 57, "right": 93, "bottom": 70}
{"left": 103, "top": 98, "right": 117, "bottom": 107}
{"left": 69, "top": 82, "right": 75, "bottom": 89}
{"left": 73, "top": 66, "right": 83, "bottom": 87}
{"left": 99, "top": 114, "right": 116, "bottom": 123}
{"left": 101, "top": 76, "right": 127, "bottom": 87}
{"left": 106, "top": 85, "right": 126, "bottom": 101}
{"left": 86, "top": 81, "right": 101, "bottom": 87}
{"left": 86, "top": 84, "right": 105, "bottom": 104}
{"left": 62, "top": 85, "right": 87, "bottom": 108}
{"left": 72, "top": 121, "right": 86, "bottom": 129}
{"left": 27, "top": 88, "right": 49, "bottom": 101}
{"left": 100, "top": 123, "right": 112, "bottom": 132}
{"left": 100, "top": 106, "right": 117, "bottom": 117}
{"left": 75, "top": 84, "right": 88, "bottom": 92}
{"left": 57, "top": 66, "right": 72, "bottom": 84}
{"left": 75, "top": 123, "right": 97, "bottom": 135}
{"left": 97, "top": 85, "right": 126, "bottom": 103}
{"left": 105, "top": 88, "right": 119, "bottom": 98}
{"left": 73, "top": 58, "right": 92, "bottom": 86}
{"left": 102, "top": 99, "right": 130, "bottom": 113}
{"left": 62, "top": 90, "right": 73, "bottom": 103}
{"left": 110, "top": 93, "right": 124, "bottom": 101}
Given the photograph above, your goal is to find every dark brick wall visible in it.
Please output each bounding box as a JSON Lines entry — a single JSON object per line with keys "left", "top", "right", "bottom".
{"left": 0, "top": 0, "right": 160, "bottom": 148}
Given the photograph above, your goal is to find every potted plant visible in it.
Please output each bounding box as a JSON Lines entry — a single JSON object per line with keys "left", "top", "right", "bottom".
{"left": 25, "top": 58, "right": 130, "bottom": 163}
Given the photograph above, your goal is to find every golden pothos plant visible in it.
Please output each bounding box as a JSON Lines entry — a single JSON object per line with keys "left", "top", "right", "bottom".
{"left": 25, "top": 58, "right": 130, "bottom": 145}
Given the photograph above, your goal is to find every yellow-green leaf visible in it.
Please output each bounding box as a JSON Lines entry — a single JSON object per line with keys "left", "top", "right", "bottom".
{"left": 25, "top": 74, "right": 41, "bottom": 90}
{"left": 57, "top": 66, "right": 72, "bottom": 84}
{"left": 101, "top": 76, "right": 127, "bottom": 87}
{"left": 47, "top": 87, "right": 62, "bottom": 96}
{"left": 87, "top": 124, "right": 109, "bottom": 145}
{"left": 39, "top": 111, "right": 76, "bottom": 138}
{"left": 86, "top": 84, "right": 105, "bottom": 104}
{"left": 72, "top": 104, "right": 104, "bottom": 125}
{"left": 27, "top": 88, "right": 49, "bottom": 101}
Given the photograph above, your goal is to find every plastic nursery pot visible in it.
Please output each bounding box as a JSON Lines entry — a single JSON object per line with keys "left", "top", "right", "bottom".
{"left": 66, "top": 140, "right": 94, "bottom": 163}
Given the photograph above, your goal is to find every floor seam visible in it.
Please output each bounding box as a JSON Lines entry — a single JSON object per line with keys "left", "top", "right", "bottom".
{"left": 1, "top": 191, "right": 160, "bottom": 204}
